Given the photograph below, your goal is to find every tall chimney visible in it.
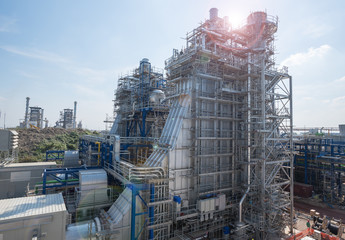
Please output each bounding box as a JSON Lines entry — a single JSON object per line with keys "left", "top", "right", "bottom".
{"left": 24, "top": 97, "right": 30, "bottom": 128}
{"left": 209, "top": 8, "right": 218, "bottom": 21}
{"left": 73, "top": 101, "right": 77, "bottom": 129}
{"left": 40, "top": 109, "right": 44, "bottom": 129}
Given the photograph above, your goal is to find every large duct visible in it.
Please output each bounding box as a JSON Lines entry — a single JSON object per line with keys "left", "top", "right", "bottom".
{"left": 24, "top": 97, "right": 30, "bottom": 128}
{"left": 73, "top": 101, "right": 77, "bottom": 129}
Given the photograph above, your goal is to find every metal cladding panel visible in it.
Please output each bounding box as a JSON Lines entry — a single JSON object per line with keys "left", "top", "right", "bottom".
{"left": 63, "top": 150, "right": 79, "bottom": 167}
{"left": 78, "top": 188, "right": 109, "bottom": 207}
{"left": 79, "top": 169, "right": 107, "bottom": 191}
{"left": 0, "top": 130, "right": 10, "bottom": 151}
{"left": 0, "top": 193, "right": 66, "bottom": 221}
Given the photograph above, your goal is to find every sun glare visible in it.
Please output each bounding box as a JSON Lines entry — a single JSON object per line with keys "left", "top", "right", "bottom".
{"left": 228, "top": 13, "right": 245, "bottom": 28}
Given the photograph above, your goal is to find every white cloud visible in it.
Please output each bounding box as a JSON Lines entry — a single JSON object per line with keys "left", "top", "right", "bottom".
{"left": 18, "top": 71, "right": 40, "bottom": 79}
{"left": 0, "top": 45, "right": 114, "bottom": 83}
{"left": 335, "top": 76, "right": 345, "bottom": 83}
{"left": 0, "top": 96, "right": 6, "bottom": 101}
{"left": 304, "top": 23, "right": 332, "bottom": 39}
{"left": 302, "top": 97, "right": 313, "bottom": 101}
{"left": 72, "top": 84, "right": 105, "bottom": 97}
{"left": 0, "top": 15, "right": 17, "bottom": 32}
{"left": 332, "top": 96, "right": 345, "bottom": 105}
{"left": 281, "top": 44, "right": 331, "bottom": 67}
{"left": 0, "top": 46, "right": 68, "bottom": 63}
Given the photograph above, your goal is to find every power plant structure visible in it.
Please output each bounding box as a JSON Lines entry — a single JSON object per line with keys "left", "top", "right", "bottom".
{"left": 0, "top": 8, "right": 301, "bottom": 240}
{"left": 294, "top": 126, "right": 345, "bottom": 205}
{"left": 77, "top": 8, "right": 293, "bottom": 239}
{"left": 56, "top": 101, "right": 78, "bottom": 129}
{"left": 22, "top": 97, "right": 44, "bottom": 129}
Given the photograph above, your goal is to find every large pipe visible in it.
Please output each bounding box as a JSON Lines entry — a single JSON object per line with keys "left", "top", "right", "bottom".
{"left": 73, "top": 101, "right": 77, "bottom": 129}
{"left": 24, "top": 97, "right": 30, "bottom": 128}
{"left": 239, "top": 187, "right": 250, "bottom": 223}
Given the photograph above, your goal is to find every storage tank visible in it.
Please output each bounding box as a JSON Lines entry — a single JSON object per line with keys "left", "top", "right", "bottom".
{"left": 149, "top": 89, "right": 165, "bottom": 105}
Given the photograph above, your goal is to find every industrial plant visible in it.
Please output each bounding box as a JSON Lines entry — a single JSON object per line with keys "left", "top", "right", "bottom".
{"left": 0, "top": 8, "right": 344, "bottom": 240}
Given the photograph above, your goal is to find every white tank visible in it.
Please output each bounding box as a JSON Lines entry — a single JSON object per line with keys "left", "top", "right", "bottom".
{"left": 149, "top": 89, "right": 165, "bottom": 104}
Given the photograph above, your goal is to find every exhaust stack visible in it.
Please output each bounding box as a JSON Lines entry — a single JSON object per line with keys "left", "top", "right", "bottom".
{"left": 24, "top": 97, "right": 30, "bottom": 128}
{"left": 73, "top": 101, "right": 77, "bottom": 129}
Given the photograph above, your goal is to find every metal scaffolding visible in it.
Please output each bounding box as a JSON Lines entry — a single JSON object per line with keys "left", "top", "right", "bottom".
{"left": 111, "top": 58, "right": 169, "bottom": 165}
{"left": 294, "top": 137, "right": 345, "bottom": 205}
{"left": 164, "top": 8, "right": 293, "bottom": 239}
{"left": 83, "top": 8, "right": 293, "bottom": 240}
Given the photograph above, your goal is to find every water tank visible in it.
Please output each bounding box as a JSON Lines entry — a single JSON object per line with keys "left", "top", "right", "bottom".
{"left": 209, "top": 8, "right": 218, "bottom": 21}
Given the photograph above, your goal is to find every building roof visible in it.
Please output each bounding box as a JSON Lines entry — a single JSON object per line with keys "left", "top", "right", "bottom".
{"left": 0, "top": 193, "right": 66, "bottom": 221}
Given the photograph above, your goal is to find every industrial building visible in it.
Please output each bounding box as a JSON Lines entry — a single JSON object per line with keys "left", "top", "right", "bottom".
{"left": 0, "top": 129, "right": 18, "bottom": 167}
{"left": 0, "top": 194, "right": 67, "bottom": 240}
{"left": 294, "top": 126, "right": 345, "bottom": 205}
{"left": 22, "top": 97, "right": 45, "bottom": 129}
{"left": 75, "top": 8, "right": 294, "bottom": 239}
{"left": 0, "top": 162, "right": 57, "bottom": 199}
{"left": 56, "top": 101, "right": 78, "bottom": 129}
{"left": 0, "top": 8, "right": 301, "bottom": 240}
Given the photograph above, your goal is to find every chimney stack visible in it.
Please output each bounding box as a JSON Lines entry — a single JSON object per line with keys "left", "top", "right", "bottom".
{"left": 24, "top": 97, "right": 30, "bottom": 128}
{"left": 73, "top": 101, "right": 77, "bottom": 129}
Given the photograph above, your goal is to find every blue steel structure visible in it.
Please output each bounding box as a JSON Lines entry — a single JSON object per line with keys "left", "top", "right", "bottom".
{"left": 74, "top": 59, "right": 168, "bottom": 239}
{"left": 78, "top": 136, "right": 115, "bottom": 167}
{"left": 42, "top": 166, "right": 101, "bottom": 194}
{"left": 126, "top": 183, "right": 155, "bottom": 240}
{"left": 294, "top": 137, "right": 345, "bottom": 204}
{"left": 45, "top": 150, "right": 64, "bottom": 161}
{"left": 112, "top": 58, "right": 169, "bottom": 163}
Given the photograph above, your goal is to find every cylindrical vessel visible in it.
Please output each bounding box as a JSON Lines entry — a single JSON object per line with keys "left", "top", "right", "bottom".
{"left": 209, "top": 8, "right": 218, "bottom": 21}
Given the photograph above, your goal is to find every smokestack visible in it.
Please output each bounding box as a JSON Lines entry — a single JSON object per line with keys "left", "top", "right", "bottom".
{"left": 209, "top": 8, "right": 218, "bottom": 21}
{"left": 40, "top": 109, "right": 44, "bottom": 129}
{"left": 73, "top": 101, "right": 77, "bottom": 129}
{"left": 24, "top": 97, "right": 30, "bottom": 128}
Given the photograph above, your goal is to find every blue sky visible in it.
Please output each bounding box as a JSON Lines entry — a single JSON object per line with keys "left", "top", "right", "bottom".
{"left": 0, "top": 0, "right": 344, "bottom": 130}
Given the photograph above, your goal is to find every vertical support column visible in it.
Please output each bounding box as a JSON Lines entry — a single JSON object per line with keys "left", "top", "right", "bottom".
{"left": 149, "top": 183, "right": 154, "bottom": 240}
{"left": 289, "top": 75, "right": 294, "bottom": 235}
{"left": 131, "top": 185, "right": 137, "bottom": 240}
{"left": 304, "top": 143, "right": 308, "bottom": 184}
{"left": 43, "top": 169, "right": 47, "bottom": 194}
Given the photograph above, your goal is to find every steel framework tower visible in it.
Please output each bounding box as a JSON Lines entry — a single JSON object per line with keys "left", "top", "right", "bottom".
{"left": 165, "top": 9, "right": 294, "bottom": 239}
{"left": 84, "top": 8, "right": 293, "bottom": 240}
{"left": 110, "top": 58, "right": 169, "bottom": 164}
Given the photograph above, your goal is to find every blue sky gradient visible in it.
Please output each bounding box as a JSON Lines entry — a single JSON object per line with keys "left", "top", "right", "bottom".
{"left": 0, "top": 0, "right": 344, "bottom": 129}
